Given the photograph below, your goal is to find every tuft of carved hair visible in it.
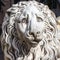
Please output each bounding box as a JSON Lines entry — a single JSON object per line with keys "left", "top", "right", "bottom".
{"left": 1, "top": 1, "right": 60, "bottom": 60}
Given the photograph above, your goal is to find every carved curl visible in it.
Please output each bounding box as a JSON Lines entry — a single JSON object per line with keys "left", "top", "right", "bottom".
{"left": 1, "top": 1, "right": 60, "bottom": 60}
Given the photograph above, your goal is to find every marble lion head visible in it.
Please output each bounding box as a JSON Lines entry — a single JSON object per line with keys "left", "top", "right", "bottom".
{"left": 1, "top": 1, "right": 60, "bottom": 60}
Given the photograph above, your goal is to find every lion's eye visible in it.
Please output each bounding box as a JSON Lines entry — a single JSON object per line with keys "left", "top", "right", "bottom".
{"left": 16, "top": 18, "right": 28, "bottom": 23}
{"left": 37, "top": 17, "right": 43, "bottom": 22}
{"left": 22, "top": 18, "right": 28, "bottom": 23}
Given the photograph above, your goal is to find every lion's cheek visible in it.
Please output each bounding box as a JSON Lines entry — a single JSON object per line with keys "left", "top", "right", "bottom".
{"left": 18, "top": 23, "right": 27, "bottom": 33}
{"left": 36, "top": 22, "right": 46, "bottom": 32}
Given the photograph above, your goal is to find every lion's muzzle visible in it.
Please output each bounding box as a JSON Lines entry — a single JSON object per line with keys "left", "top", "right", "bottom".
{"left": 28, "top": 17, "right": 46, "bottom": 40}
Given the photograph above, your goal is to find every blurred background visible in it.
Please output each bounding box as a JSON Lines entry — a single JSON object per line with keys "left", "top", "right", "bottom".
{"left": 0, "top": 0, "right": 60, "bottom": 60}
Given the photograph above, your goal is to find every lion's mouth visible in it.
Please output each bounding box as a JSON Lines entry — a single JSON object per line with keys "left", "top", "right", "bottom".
{"left": 31, "top": 39, "right": 40, "bottom": 43}
{"left": 25, "top": 33, "right": 41, "bottom": 44}
{"left": 24, "top": 31, "right": 43, "bottom": 46}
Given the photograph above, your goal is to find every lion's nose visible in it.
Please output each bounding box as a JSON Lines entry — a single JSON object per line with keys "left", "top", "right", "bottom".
{"left": 29, "top": 31, "right": 40, "bottom": 37}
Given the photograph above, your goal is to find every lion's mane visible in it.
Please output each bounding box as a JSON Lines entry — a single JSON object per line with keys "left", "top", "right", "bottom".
{"left": 1, "top": 1, "right": 60, "bottom": 60}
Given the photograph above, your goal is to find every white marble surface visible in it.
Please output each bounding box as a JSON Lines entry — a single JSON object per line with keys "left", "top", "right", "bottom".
{"left": 1, "top": 1, "right": 60, "bottom": 60}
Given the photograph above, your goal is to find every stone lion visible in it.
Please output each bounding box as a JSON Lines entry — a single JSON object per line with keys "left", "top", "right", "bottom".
{"left": 1, "top": 1, "right": 60, "bottom": 60}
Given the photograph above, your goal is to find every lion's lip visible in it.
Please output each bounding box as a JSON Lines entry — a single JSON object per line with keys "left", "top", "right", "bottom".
{"left": 26, "top": 36, "right": 41, "bottom": 43}
{"left": 29, "top": 39, "right": 41, "bottom": 46}
{"left": 33, "top": 39, "right": 40, "bottom": 43}
{"left": 25, "top": 34, "right": 41, "bottom": 44}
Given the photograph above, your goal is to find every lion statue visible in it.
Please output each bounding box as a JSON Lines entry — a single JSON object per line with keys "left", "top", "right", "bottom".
{"left": 1, "top": 1, "right": 60, "bottom": 60}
